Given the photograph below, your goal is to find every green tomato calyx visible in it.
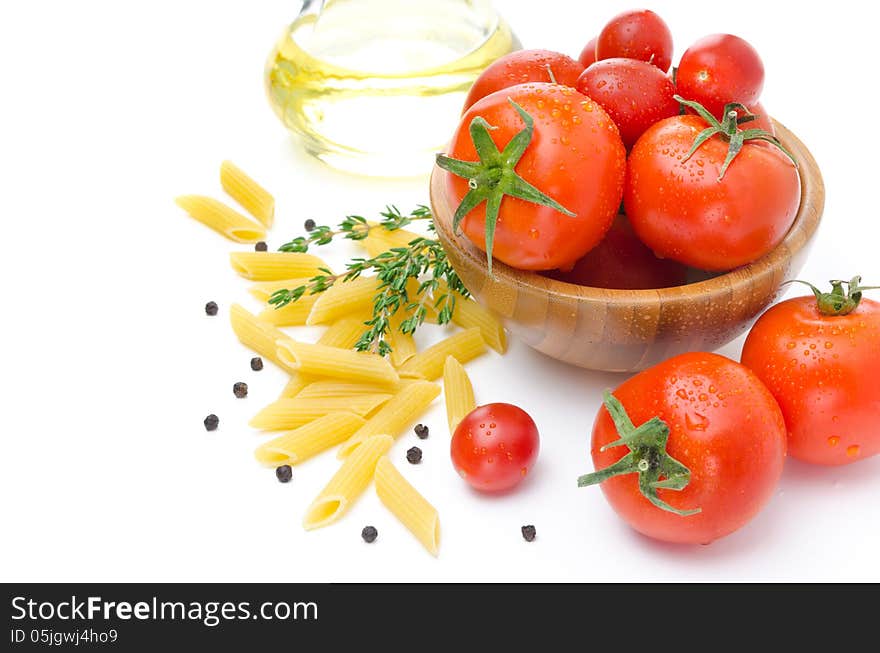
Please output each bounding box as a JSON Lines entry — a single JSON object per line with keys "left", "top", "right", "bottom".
{"left": 675, "top": 95, "right": 798, "bottom": 181}
{"left": 785, "top": 276, "right": 880, "bottom": 316}
{"left": 435, "top": 98, "right": 576, "bottom": 277}
{"left": 577, "top": 391, "right": 701, "bottom": 517}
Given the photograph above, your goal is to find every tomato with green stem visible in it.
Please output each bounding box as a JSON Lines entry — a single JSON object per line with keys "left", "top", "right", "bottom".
{"left": 596, "top": 9, "right": 673, "bottom": 73}
{"left": 624, "top": 96, "right": 799, "bottom": 271}
{"left": 461, "top": 49, "right": 584, "bottom": 112}
{"left": 437, "top": 82, "right": 626, "bottom": 273}
{"left": 578, "top": 352, "right": 787, "bottom": 545}
{"left": 741, "top": 278, "right": 880, "bottom": 466}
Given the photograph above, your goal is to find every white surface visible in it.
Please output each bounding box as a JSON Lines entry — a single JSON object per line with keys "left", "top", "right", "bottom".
{"left": 1, "top": 0, "right": 878, "bottom": 583}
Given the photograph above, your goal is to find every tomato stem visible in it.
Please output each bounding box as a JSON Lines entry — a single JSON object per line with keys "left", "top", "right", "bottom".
{"left": 577, "top": 391, "right": 701, "bottom": 517}
{"left": 674, "top": 95, "right": 797, "bottom": 181}
{"left": 435, "top": 99, "right": 576, "bottom": 277}
{"left": 784, "top": 276, "right": 880, "bottom": 316}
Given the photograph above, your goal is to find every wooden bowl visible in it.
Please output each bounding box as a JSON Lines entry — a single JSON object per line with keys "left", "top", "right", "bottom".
{"left": 431, "top": 121, "right": 824, "bottom": 372}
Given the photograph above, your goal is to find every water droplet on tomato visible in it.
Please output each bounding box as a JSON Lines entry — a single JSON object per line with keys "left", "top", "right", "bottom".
{"left": 827, "top": 436, "right": 840, "bottom": 447}
{"left": 824, "top": 341, "right": 833, "bottom": 349}
{"left": 676, "top": 389, "right": 688, "bottom": 400}
{"left": 685, "top": 412, "right": 709, "bottom": 431}
{"left": 520, "top": 467, "right": 528, "bottom": 476}
{"left": 847, "top": 445, "right": 860, "bottom": 458}
{"left": 786, "top": 342, "right": 797, "bottom": 349}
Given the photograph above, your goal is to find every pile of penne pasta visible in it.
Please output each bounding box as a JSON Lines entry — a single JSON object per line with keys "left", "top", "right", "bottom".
{"left": 177, "top": 162, "right": 507, "bottom": 555}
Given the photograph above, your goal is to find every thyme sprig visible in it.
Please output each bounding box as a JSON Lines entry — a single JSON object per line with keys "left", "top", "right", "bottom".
{"left": 268, "top": 206, "right": 469, "bottom": 356}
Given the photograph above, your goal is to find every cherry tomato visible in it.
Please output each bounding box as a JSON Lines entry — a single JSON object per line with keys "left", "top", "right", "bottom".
{"left": 451, "top": 403, "right": 540, "bottom": 492}
{"left": 576, "top": 58, "right": 679, "bottom": 149}
{"left": 462, "top": 49, "right": 584, "bottom": 112}
{"left": 741, "top": 279, "right": 880, "bottom": 466}
{"left": 545, "top": 215, "right": 688, "bottom": 289}
{"left": 596, "top": 9, "right": 673, "bottom": 73}
{"left": 580, "top": 352, "right": 786, "bottom": 544}
{"left": 676, "top": 34, "right": 765, "bottom": 120}
{"left": 441, "top": 83, "right": 626, "bottom": 271}
{"left": 625, "top": 114, "right": 800, "bottom": 271}
{"left": 578, "top": 36, "right": 598, "bottom": 68}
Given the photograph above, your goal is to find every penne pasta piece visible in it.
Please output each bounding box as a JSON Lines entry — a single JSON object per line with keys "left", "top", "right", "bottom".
{"left": 388, "top": 312, "right": 417, "bottom": 368}
{"left": 279, "top": 374, "right": 314, "bottom": 399}
{"left": 337, "top": 381, "right": 440, "bottom": 458}
{"left": 303, "top": 434, "right": 393, "bottom": 530}
{"left": 220, "top": 161, "right": 275, "bottom": 227}
{"left": 276, "top": 340, "right": 400, "bottom": 386}
{"left": 229, "top": 304, "right": 296, "bottom": 373}
{"left": 375, "top": 457, "right": 440, "bottom": 556}
{"left": 257, "top": 292, "right": 319, "bottom": 326}
{"left": 297, "top": 379, "right": 404, "bottom": 399}
{"left": 248, "top": 278, "right": 311, "bottom": 303}
{"left": 306, "top": 276, "right": 380, "bottom": 326}
{"left": 230, "top": 252, "right": 327, "bottom": 281}
{"left": 398, "top": 328, "right": 487, "bottom": 381}
{"left": 249, "top": 394, "right": 391, "bottom": 431}
{"left": 358, "top": 226, "right": 420, "bottom": 257}
{"left": 175, "top": 195, "right": 265, "bottom": 243}
{"left": 443, "top": 356, "right": 476, "bottom": 434}
{"left": 451, "top": 297, "right": 507, "bottom": 354}
{"left": 254, "top": 413, "right": 366, "bottom": 467}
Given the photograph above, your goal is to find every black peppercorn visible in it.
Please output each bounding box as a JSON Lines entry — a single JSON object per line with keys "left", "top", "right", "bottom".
{"left": 406, "top": 446, "right": 422, "bottom": 464}
{"left": 205, "top": 301, "right": 218, "bottom": 316}
{"left": 250, "top": 357, "right": 263, "bottom": 371}
{"left": 254, "top": 241, "right": 268, "bottom": 252}
{"left": 203, "top": 414, "right": 219, "bottom": 431}
{"left": 233, "top": 382, "right": 248, "bottom": 398}
{"left": 304, "top": 218, "right": 316, "bottom": 232}
{"left": 275, "top": 465, "right": 292, "bottom": 483}
{"left": 414, "top": 424, "right": 429, "bottom": 439}
{"left": 521, "top": 525, "right": 537, "bottom": 542}
{"left": 361, "top": 526, "right": 378, "bottom": 543}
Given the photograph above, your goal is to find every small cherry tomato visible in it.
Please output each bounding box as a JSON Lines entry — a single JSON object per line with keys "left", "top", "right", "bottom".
{"left": 676, "top": 34, "right": 765, "bottom": 119}
{"left": 462, "top": 49, "right": 584, "bottom": 112}
{"left": 451, "top": 403, "right": 540, "bottom": 492}
{"left": 576, "top": 57, "right": 680, "bottom": 148}
{"left": 579, "top": 352, "right": 787, "bottom": 544}
{"left": 545, "top": 215, "right": 688, "bottom": 289}
{"left": 741, "top": 278, "right": 880, "bottom": 466}
{"left": 596, "top": 9, "right": 673, "bottom": 73}
{"left": 578, "top": 36, "right": 599, "bottom": 68}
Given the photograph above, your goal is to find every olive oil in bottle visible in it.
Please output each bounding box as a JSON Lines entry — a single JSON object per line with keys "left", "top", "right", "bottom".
{"left": 265, "top": 0, "right": 518, "bottom": 177}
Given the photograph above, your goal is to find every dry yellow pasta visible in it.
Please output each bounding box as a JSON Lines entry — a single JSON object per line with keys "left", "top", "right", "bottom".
{"left": 443, "top": 356, "right": 476, "bottom": 434}
{"left": 257, "top": 293, "right": 319, "bottom": 326}
{"left": 297, "top": 379, "right": 405, "bottom": 399}
{"left": 175, "top": 195, "right": 265, "bottom": 243}
{"left": 303, "top": 434, "right": 393, "bottom": 530}
{"left": 398, "top": 328, "right": 487, "bottom": 381}
{"left": 276, "top": 340, "right": 400, "bottom": 386}
{"left": 451, "top": 297, "right": 507, "bottom": 354}
{"left": 359, "top": 226, "right": 420, "bottom": 257}
{"left": 249, "top": 394, "right": 391, "bottom": 431}
{"left": 254, "top": 413, "right": 366, "bottom": 467}
{"left": 277, "top": 317, "right": 370, "bottom": 399}
{"left": 387, "top": 312, "right": 417, "bottom": 368}
{"left": 306, "top": 276, "right": 380, "bottom": 325}
{"left": 230, "top": 252, "right": 327, "bottom": 281}
{"left": 337, "top": 381, "right": 440, "bottom": 458}
{"left": 375, "top": 457, "right": 440, "bottom": 556}
{"left": 220, "top": 161, "right": 275, "bottom": 227}
{"left": 229, "top": 304, "right": 296, "bottom": 373}
{"left": 248, "top": 278, "right": 311, "bottom": 303}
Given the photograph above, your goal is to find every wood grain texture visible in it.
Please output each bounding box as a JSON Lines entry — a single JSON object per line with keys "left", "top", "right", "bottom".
{"left": 430, "top": 121, "right": 824, "bottom": 372}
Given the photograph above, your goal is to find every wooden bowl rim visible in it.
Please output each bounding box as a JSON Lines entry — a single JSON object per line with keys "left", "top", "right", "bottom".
{"left": 431, "top": 119, "right": 824, "bottom": 307}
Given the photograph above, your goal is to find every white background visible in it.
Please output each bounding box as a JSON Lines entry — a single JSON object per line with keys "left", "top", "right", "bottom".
{"left": 1, "top": 0, "right": 878, "bottom": 582}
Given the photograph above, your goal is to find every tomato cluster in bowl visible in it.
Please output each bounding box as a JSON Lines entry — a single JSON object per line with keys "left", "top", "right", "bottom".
{"left": 437, "top": 8, "right": 800, "bottom": 288}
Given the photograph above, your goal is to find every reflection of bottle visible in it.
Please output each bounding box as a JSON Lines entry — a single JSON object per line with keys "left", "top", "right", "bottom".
{"left": 265, "top": 0, "right": 519, "bottom": 177}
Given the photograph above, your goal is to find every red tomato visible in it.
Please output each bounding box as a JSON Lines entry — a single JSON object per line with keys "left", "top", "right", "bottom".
{"left": 625, "top": 114, "right": 800, "bottom": 271}
{"left": 462, "top": 49, "right": 584, "bottom": 112}
{"left": 596, "top": 10, "right": 673, "bottom": 73}
{"left": 576, "top": 58, "right": 679, "bottom": 148}
{"left": 451, "top": 403, "right": 540, "bottom": 492}
{"left": 741, "top": 102, "right": 774, "bottom": 136}
{"left": 545, "top": 215, "right": 688, "bottom": 289}
{"left": 578, "top": 36, "right": 598, "bottom": 68}
{"left": 676, "top": 34, "right": 765, "bottom": 119}
{"left": 581, "top": 352, "right": 786, "bottom": 544}
{"left": 441, "top": 83, "right": 626, "bottom": 271}
{"left": 741, "top": 280, "right": 880, "bottom": 466}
